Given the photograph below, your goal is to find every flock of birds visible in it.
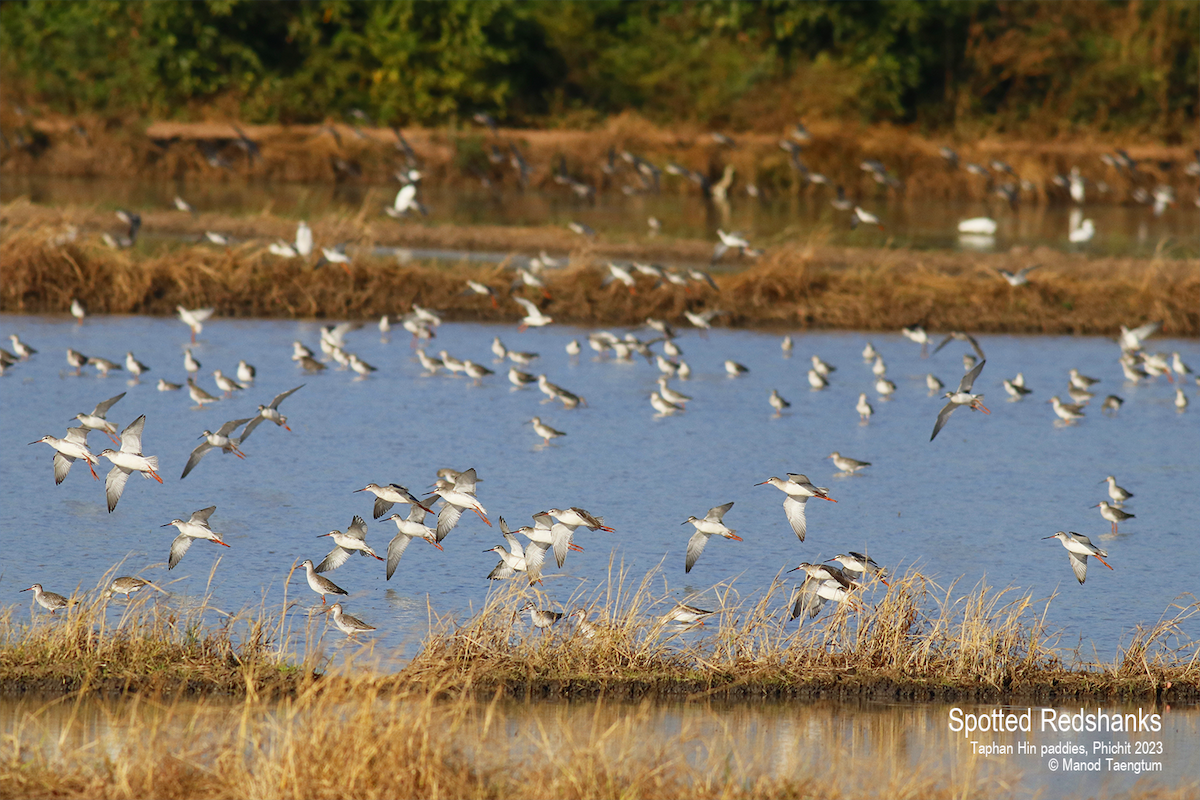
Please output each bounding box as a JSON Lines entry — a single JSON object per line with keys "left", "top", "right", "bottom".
{"left": 8, "top": 289, "right": 1195, "bottom": 637}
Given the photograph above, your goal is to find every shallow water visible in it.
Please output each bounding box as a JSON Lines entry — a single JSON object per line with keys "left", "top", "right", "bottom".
{"left": 4, "top": 175, "right": 1197, "bottom": 259}
{"left": 1, "top": 694, "right": 1194, "bottom": 798}
{"left": 1, "top": 314, "right": 1197, "bottom": 659}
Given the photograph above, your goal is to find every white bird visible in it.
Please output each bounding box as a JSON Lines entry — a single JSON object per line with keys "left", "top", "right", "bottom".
{"left": 769, "top": 389, "right": 790, "bottom": 415}
{"left": 176, "top": 306, "right": 215, "bottom": 343}
{"left": 856, "top": 393, "right": 873, "bottom": 422}
{"left": 926, "top": 374, "right": 944, "bottom": 394}
{"left": 315, "top": 515, "right": 385, "bottom": 573}
{"left": 212, "top": 369, "right": 244, "bottom": 397}
{"left": 683, "top": 502, "right": 742, "bottom": 573}
{"left": 298, "top": 559, "right": 348, "bottom": 604}
{"left": 382, "top": 507, "right": 442, "bottom": 580}
{"left": 326, "top": 603, "right": 376, "bottom": 637}
{"left": 295, "top": 221, "right": 314, "bottom": 257}
{"left": 125, "top": 352, "right": 150, "bottom": 378}
{"left": 161, "top": 506, "right": 230, "bottom": 569}
{"left": 683, "top": 308, "right": 724, "bottom": 330}
{"left": 650, "top": 391, "right": 683, "bottom": 416}
{"left": 29, "top": 426, "right": 100, "bottom": 484}
{"left": 429, "top": 467, "right": 490, "bottom": 541}
{"left": 184, "top": 349, "right": 201, "bottom": 374}
{"left": 512, "top": 296, "right": 553, "bottom": 331}
{"left": 755, "top": 474, "right": 836, "bottom": 541}
{"left": 957, "top": 217, "right": 997, "bottom": 235}
{"left": 1049, "top": 395, "right": 1086, "bottom": 424}
{"left": 237, "top": 385, "right": 304, "bottom": 442}
{"left": 236, "top": 360, "right": 256, "bottom": 384}
{"left": 875, "top": 377, "right": 896, "bottom": 397}
{"left": 725, "top": 360, "right": 749, "bottom": 377}
{"left": 1069, "top": 219, "right": 1095, "bottom": 243}
{"left": 998, "top": 265, "right": 1038, "bottom": 286}
{"left": 931, "top": 360, "right": 989, "bottom": 441}
{"left": 808, "top": 369, "right": 828, "bottom": 390}
{"left": 72, "top": 391, "right": 126, "bottom": 444}
{"left": 657, "top": 378, "right": 691, "bottom": 406}
{"left": 385, "top": 183, "right": 427, "bottom": 217}
{"left": 862, "top": 342, "right": 877, "bottom": 361}
{"left": 70, "top": 298, "right": 86, "bottom": 323}
{"left": 97, "top": 415, "right": 162, "bottom": 512}
{"left": 850, "top": 206, "right": 884, "bottom": 230}
{"left": 1044, "top": 531, "right": 1112, "bottom": 584}
{"left": 829, "top": 451, "right": 871, "bottom": 474}
{"left": 604, "top": 262, "right": 637, "bottom": 292}
{"left": 530, "top": 416, "right": 566, "bottom": 445}
{"left": 1175, "top": 388, "right": 1189, "bottom": 411}
{"left": 9, "top": 335, "right": 36, "bottom": 359}
{"left": 811, "top": 354, "right": 835, "bottom": 376}
{"left": 180, "top": 417, "right": 252, "bottom": 479}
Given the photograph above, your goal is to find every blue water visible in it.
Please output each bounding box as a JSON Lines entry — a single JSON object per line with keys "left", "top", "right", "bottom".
{"left": 1, "top": 314, "right": 1197, "bottom": 660}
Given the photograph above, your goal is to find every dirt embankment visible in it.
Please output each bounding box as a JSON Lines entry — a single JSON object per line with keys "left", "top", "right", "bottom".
{"left": 3, "top": 110, "right": 1197, "bottom": 205}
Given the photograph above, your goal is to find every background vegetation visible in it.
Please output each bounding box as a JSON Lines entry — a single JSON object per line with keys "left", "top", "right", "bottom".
{"left": 2, "top": 0, "right": 1196, "bottom": 140}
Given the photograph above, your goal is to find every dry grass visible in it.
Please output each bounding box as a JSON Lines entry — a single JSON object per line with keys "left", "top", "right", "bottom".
{"left": 1, "top": 564, "right": 1197, "bottom": 799}
{"left": 3, "top": 201, "right": 1197, "bottom": 335}
{"left": 5, "top": 111, "right": 1197, "bottom": 205}
{"left": 3, "top": 562, "right": 1196, "bottom": 704}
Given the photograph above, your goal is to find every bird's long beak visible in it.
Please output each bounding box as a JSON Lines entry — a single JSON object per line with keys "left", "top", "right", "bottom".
{"left": 786, "top": 565, "right": 802, "bottom": 573}
{"left": 159, "top": 522, "right": 174, "bottom": 528}
{"left": 27, "top": 440, "right": 42, "bottom": 446}
{"left": 1088, "top": 503, "right": 1100, "bottom": 508}
{"left": 352, "top": 487, "right": 366, "bottom": 493}
{"left": 753, "top": 480, "right": 770, "bottom": 486}
{"left": 1041, "top": 535, "right": 1059, "bottom": 540}
{"left": 317, "top": 532, "right": 332, "bottom": 538}
{"left": 19, "top": 587, "right": 32, "bottom": 593}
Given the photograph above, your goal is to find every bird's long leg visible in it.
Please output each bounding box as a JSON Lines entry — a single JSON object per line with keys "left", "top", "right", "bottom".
{"left": 472, "top": 507, "right": 492, "bottom": 527}
{"left": 1093, "top": 554, "right": 1114, "bottom": 571}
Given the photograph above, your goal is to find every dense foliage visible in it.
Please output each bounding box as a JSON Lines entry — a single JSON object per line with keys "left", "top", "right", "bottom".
{"left": 1, "top": 0, "right": 1195, "bottom": 138}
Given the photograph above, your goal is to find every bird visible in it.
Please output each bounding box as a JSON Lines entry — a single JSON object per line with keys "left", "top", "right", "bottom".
{"left": 684, "top": 308, "right": 725, "bottom": 331}
{"left": 932, "top": 331, "right": 986, "bottom": 361}
{"left": 298, "top": 559, "right": 349, "bottom": 604}
{"left": 998, "top": 265, "right": 1038, "bottom": 286}
{"left": 97, "top": 415, "right": 162, "bottom": 512}
{"left": 315, "top": 515, "right": 385, "bottom": 573}
{"left": 21, "top": 584, "right": 71, "bottom": 614}
{"left": 546, "top": 507, "right": 614, "bottom": 532}
{"left": 1101, "top": 395, "right": 1124, "bottom": 416}
{"left": 529, "top": 416, "right": 566, "bottom": 446}
{"left": 1044, "top": 531, "right": 1112, "bottom": 584}
{"left": 862, "top": 342, "right": 877, "bottom": 361}
{"left": 428, "top": 467, "right": 490, "bottom": 541}
{"left": 383, "top": 506, "right": 442, "bottom": 580}
{"left": 902, "top": 325, "right": 930, "bottom": 357}
{"left": 8, "top": 334, "right": 36, "bottom": 359}
{"left": 957, "top": 217, "right": 997, "bottom": 235}
{"left": 236, "top": 360, "right": 256, "bottom": 384}
{"left": 512, "top": 296, "right": 553, "bottom": 331}
{"left": 850, "top": 206, "right": 884, "bottom": 230}
{"left": 521, "top": 602, "right": 564, "bottom": 631}
{"left": 829, "top": 452, "right": 871, "bottom": 474}
{"left": 788, "top": 574, "right": 854, "bottom": 621}
{"left": 874, "top": 377, "right": 896, "bottom": 397}
{"left": 212, "top": 369, "right": 244, "bottom": 397}
{"left": 354, "top": 482, "right": 432, "bottom": 519}
{"left": 926, "top": 374, "right": 944, "bottom": 394}
{"left": 107, "top": 577, "right": 166, "bottom": 599}
{"left": 724, "top": 360, "right": 749, "bottom": 377}
{"left": 664, "top": 602, "right": 716, "bottom": 626}
{"left": 930, "top": 360, "right": 989, "bottom": 441}
{"left": 484, "top": 524, "right": 531, "bottom": 582}
{"left": 124, "top": 352, "right": 150, "bottom": 378}
{"left": 1003, "top": 379, "right": 1033, "bottom": 400}
{"left": 650, "top": 391, "right": 683, "bottom": 415}
{"left": 769, "top": 389, "right": 790, "bottom": 415}
{"left": 856, "top": 394, "right": 874, "bottom": 422}
{"left": 238, "top": 385, "right": 304, "bottom": 442}
{"left": 30, "top": 426, "right": 99, "bottom": 483}
{"left": 1093, "top": 501, "right": 1134, "bottom": 534}
{"left": 184, "top": 349, "right": 202, "bottom": 374}
{"left": 385, "top": 183, "right": 427, "bottom": 217}
{"left": 1100, "top": 476, "right": 1133, "bottom": 506}
{"left": 71, "top": 392, "right": 126, "bottom": 444}
{"left": 348, "top": 354, "right": 377, "bottom": 377}
{"left": 657, "top": 378, "right": 691, "bottom": 406}
{"left": 70, "top": 298, "right": 86, "bottom": 324}
{"left": 161, "top": 506, "right": 230, "bottom": 569}
{"left": 755, "top": 475, "right": 836, "bottom": 541}
{"left": 1069, "top": 219, "right": 1095, "bottom": 243}
{"left": 325, "top": 603, "right": 376, "bottom": 637}
{"left": 808, "top": 369, "right": 829, "bottom": 390}
{"left": 828, "top": 553, "right": 889, "bottom": 586}
{"left": 176, "top": 306, "right": 215, "bottom": 343}
{"left": 1176, "top": 388, "right": 1189, "bottom": 412}
{"left": 180, "top": 417, "right": 253, "bottom": 479}
{"left": 683, "top": 502, "right": 741, "bottom": 573}
{"left": 87, "top": 356, "right": 122, "bottom": 376}
{"left": 1049, "top": 395, "right": 1086, "bottom": 424}
{"left": 157, "top": 379, "right": 182, "bottom": 392}
{"left": 186, "top": 377, "right": 221, "bottom": 406}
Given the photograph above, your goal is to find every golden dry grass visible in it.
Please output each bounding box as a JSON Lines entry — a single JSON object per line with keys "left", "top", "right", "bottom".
{"left": 3, "top": 201, "right": 1196, "bottom": 335}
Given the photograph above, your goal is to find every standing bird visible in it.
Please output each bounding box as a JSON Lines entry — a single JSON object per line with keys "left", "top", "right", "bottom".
{"left": 125, "top": 352, "right": 151, "bottom": 379}
{"left": 298, "top": 559, "right": 349, "bottom": 605}
{"left": 98, "top": 414, "right": 162, "bottom": 512}
{"left": 21, "top": 584, "right": 71, "bottom": 614}
{"left": 755, "top": 475, "right": 836, "bottom": 542}
{"left": 1049, "top": 396, "right": 1086, "bottom": 424}
{"left": 829, "top": 452, "right": 871, "bottom": 474}
{"left": 856, "top": 393, "right": 874, "bottom": 422}
{"left": 71, "top": 298, "right": 87, "bottom": 324}
{"left": 683, "top": 502, "right": 742, "bottom": 573}
{"left": 325, "top": 603, "right": 376, "bottom": 638}
{"left": 521, "top": 602, "right": 564, "bottom": 631}
{"left": 212, "top": 369, "right": 244, "bottom": 398}
{"left": 930, "top": 360, "right": 989, "bottom": 441}
{"left": 1044, "top": 531, "right": 1112, "bottom": 584}
{"left": 1100, "top": 476, "right": 1133, "bottom": 506}
{"left": 161, "top": 506, "right": 230, "bottom": 569}
{"left": 1093, "top": 501, "right": 1134, "bottom": 534}
{"left": 529, "top": 416, "right": 566, "bottom": 446}
{"left": 769, "top": 389, "right": 790, "bottom": 415}
{"left": 315, "top": 515, "right": 385, "bottom": 573}
{"left": 107, "top": 577, "right": 167, "bottom": 599}
{"left": 236, "top": 360, "right": 256, "bottom": 384}
{"left": 181, "top": 417, "right": 252, "bottom": 479}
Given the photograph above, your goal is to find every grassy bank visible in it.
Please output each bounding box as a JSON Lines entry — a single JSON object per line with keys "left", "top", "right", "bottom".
{"left": 2, "top": 202, "right": 1197, "bottom": 336}
{"left": 3, "top": 566, "right": 1196, "bottom": 704}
